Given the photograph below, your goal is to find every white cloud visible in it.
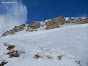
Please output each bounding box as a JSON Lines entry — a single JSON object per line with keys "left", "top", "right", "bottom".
{"left": 0, "top": 0, "right": 27, "bottom": 36}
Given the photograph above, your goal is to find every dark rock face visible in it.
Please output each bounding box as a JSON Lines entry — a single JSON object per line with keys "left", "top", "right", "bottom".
{"left": 27, "top": 21, "right": 40, "bottom": 31}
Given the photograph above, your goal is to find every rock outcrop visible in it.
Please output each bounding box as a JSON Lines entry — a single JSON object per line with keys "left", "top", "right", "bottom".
{"left": 66, "top": 16, "right": 75, "bottom": 24}
{"left": 85, "top": 17, "right": 88, "bottom": 23}
{"left": 66, "top": 16, "right": 88, "bottom": 24}
{"left": 26, "top": 21, "right": 40, "bottom": 31}
{"left": 56, "top": 16, "right": 66, "bottom": 25}
{"left": 2, "top": 31, "right": 9, "bottom": 37}
{"left": 46, "top": 18, "right": 59, "bottom": 30}
{"left": 76, "top": 17, "right": 85, "bottom": 24}
{"left": 45, "top": 16, "right": 65, "bottom": 30}
{"left": 2, "top": 24, "right": 26, "bottom": 37}
{"left": 2, "top": 16, "right": 88, "bottom": 37}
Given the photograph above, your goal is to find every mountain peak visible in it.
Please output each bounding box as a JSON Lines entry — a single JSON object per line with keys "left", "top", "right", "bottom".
{"left": 2, "top": 16, "right": 88, "bottom": 37}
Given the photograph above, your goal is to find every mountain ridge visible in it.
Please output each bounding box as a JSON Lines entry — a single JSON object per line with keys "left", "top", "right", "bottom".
{"left": 2, "top": 16, "right": 88, "bottom": 37}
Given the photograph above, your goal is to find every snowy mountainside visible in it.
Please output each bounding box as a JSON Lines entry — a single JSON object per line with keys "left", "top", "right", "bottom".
{"left": 0, "top": 24, "right": 88, "bottom": 66}
{"left": 2, "top": 16, "right": 88, "bottom": 37}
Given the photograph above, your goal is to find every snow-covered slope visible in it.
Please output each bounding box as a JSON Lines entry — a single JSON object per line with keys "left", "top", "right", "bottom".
{"left": 0, "top": 24, "right": 88, "bottom": 66}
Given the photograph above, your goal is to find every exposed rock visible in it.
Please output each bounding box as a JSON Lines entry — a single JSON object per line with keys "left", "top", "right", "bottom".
{"left": 76, "top": 60, "right": 80, "bottom": 64}
{"left": 66, "top": 16, "right": 82, "bottom": 24}
{"left": 69, "top": 16, "right": 72, "bottom": 20}
{"left": 56, "top": 16, "right": 65, "bottom": 25}
{"left": 9, "top": 30, "right": 15, "bottom": 34}
{"left": 20, "top": 24, "right": 26, "bottom": 27}
{"left": 34, "top": 30, "right": 38, "bottom": 31}
{"left": 7, "top": 50, "right": 20, "bottom": 58}
{"left": 33, "top": 55, "right": 52, "bottom": 60}
{"left": 2, "top": 24, "right": 25, "bottom": 37}
{"left": 85, "top": 17, "right": 88, "bottom": 23}
{"left": 33, "top": 55, "right": 42, "bottom": 59}
{"left": 26, "top": 21, "right": 35, "bottom": 31}
{"left": 66, "top": 16, "right": 74, "bottom": 24}
{"left": 13, "top": 24, "right": 25, "bottom": 32}
{"left": 33, "top": 21, "right": 40, "bottom": 29}
{"left": 27, "top": 21, "right": 40, "bottom": 31}
{"left": 13, "top": 26, "right": 19, "bottom": 32}
{"left": 13, "top": 26, "right": 24, "bottom": 32}
{"left": 2, "top": 31, "right": 9, "bottom": 37}
{"left": 57, "top": 55, "right": 62, "bottom": 60}
{"left": 0, "top": 60, "right": 8, "bottom": 66}
{"left": 7, "top": 45, "right": 15, "bottom": 50}
{"left": 2, "top": 30, "right": 15, "bottom": 37}
{"left": 46, "top": 18, "right": 59, "bottom": 30}
{"left": 66, "top": 17, "right": 88, "bottom": 24}
{"left": 76, "top": 17, "right": 85, "bottom": 24}
{"left": 2, "top": 16, "right": 88, "bottom": 37}
{"left": 29, "top": 30, "right": 34, "bottom": 32}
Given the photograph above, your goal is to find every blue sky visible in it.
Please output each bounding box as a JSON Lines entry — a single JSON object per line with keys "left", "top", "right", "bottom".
{"left": 22, "top": 0, "right": 88, "bottom": 23}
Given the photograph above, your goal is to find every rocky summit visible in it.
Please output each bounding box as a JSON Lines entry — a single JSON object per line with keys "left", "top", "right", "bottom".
{"left": 2, "top": 16, "right": 88, "bottom": 37}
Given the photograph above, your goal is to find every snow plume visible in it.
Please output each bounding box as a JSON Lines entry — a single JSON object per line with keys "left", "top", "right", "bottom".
{"left": 0, "top": 0, "right": 27, "bottom": 36}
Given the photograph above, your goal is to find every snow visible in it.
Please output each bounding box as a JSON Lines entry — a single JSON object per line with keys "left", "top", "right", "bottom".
{"left": 0, "top": 24, "right": 88, "bottom": 66}
{"left": 65, "top": 17, "right": 69, "bottom": 20}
